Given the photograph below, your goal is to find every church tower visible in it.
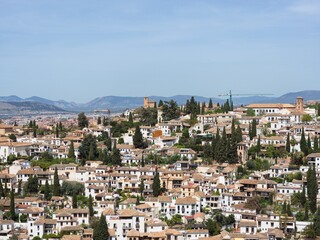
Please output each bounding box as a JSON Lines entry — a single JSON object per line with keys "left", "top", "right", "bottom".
{"left": 296, "top": 96, "right": 304, "bottom": 111}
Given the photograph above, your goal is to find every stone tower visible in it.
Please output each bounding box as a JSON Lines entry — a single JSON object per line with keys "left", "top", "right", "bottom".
{"left": 296, "top": 96, "right": 304, "bottom": 111}
{"left": 144, "top": 97, "right": 149, "bottom": 108}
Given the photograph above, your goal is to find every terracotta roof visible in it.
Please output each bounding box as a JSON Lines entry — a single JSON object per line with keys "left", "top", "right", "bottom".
{"left": 127, "top": 229, "right": 140, "bottom": 237}
{"left": 176, "top": 197, "right": 197, "bottom": 205}
{"left": 119, "top": 208, "right": 145, "bottom": 217}
{"left": 239, "top": 220, "right": 257, "bottom": 227}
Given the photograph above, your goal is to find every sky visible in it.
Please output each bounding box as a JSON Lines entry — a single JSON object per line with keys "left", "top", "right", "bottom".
{"left": 0, "top": 0, "right": 319, "bottom": 103}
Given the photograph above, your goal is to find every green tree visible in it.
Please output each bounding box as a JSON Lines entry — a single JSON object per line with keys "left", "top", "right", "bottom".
{"left": 208, "top": 98, "right": 213, "bottom": 109}
{"left": 17, "top": 180, "right": 22, "bottom": 196}
{"left": 53, "top": 167, "right": 61, "bottom": 196}
{"left": 307, "top": 166, "right": 318, "bottom": 214}
{"left": 93, "top": 214, "right": 109, "bottom": 240}
{"left": 10, "top": 190, "right": 17, "bottom": 221}
{"left": 89, "top": 194, "right": 94, "bottom": 217}
{"left": 133, "top": 125, "right": 143, "bottom": 148}
{"left": 161, "top": 100, "right": 180, "bottom": 121}
{"left": 128, "top": 112, "right": 133, "bottom": 123}
{"left": 246, "top": 109, "right": 255, "bottom": 116}
{"left": 302, "top": 114, "right": 313, "bottom": 123}
{"left": 8, "top": 134, "right": 17, "bottom": 142}
{"left": 314, "top": 209, "right": 320, "bottom": 236}
{"left": 236, "top": 125, "right": 242, "bottom": 142}
{"left": 25, "top": 175, "right": 39, "bottom": 194}
{"left": 308, "top": 135, "right": 312, "bottom": 154}
{"left": 251, "top": 119, "right": 257, "bottom": 140}
{"left": 79, "top": 134, "right": 98, "bottom": 163}
{"left": 44, "top": 180, "right": 51, "bottom": 200}
{"left": 111, "top": 147, "right": 122, "bottom": 166}
{"left": 281, "top": 201, "right": 287, "bottom": 214}
{"left": 305, "top": 202, "right": 309, "bottom": 220}
{"left": 314, "top": 135, "right": 319, "bottom": 152}
{"left": 55, "top": 123, "right": 59, "bottom": 138}
{"left": 139, "top": 107, "right": 158, "bottom": 126}
{"left": 152, "top": 169, "right": 161, "bottom": 197}
{"left": 228, "top": 119, "right": 238, "bottom": 163}
{"left": 78, "top": 112, "right": 89, "bottom": 129}
{"left": 97, "top": 117, "right": 102, "bottom": 125}
{"left": 216, "top": 127, "right": 227, "bottom": 163}
{"left": 256, "top": 135, "right": 261, "bottom": 153}
{"left": 0, "top": 182, "right": 4, "bottom": 198}
{"left": 140, "top": 178, "right": 145, "bottom": 196}
{"left": 286, "top": 133, "right": 291, "bottom": 153}
{"left": 68, "top": 141, "right": 76, "bottom": 159}
{"left": 300, "top": 127, "right": 308, "bottom": 156}
{"left": 158, "top": 100, "right": 164, "bottom": 107}
{"left": 301, "top": 184, "right": 307, "bottom": 207}
{"left": 72, "top": 192, "right": 78, "bottom": 208}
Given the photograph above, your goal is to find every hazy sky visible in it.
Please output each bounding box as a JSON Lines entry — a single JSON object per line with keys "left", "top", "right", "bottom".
{"left": 0, "top": 0, "right": 319, "bottom": 102}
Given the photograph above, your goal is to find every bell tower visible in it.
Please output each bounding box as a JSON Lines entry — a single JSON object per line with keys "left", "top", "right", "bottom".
{"left": 296, "top": 96, "right": 304, "bottom": 111}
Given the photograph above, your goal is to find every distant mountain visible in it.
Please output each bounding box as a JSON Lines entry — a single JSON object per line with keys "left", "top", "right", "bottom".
{"left": 0, "top": 90, "right": 319, "bottom": 114}
{"left": 0, "top": 101, "right": 66, "bottom": 116}
{"left": 0, "top": 95, "right": 23, "bottom": 102}
{"left": 268, "top": 90, "right": 320, "bottom": 103}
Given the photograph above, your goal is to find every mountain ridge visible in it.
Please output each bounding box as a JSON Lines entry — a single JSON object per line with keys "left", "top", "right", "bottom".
{"left": 0, "top": 90, "right": 319, "bottom": 114}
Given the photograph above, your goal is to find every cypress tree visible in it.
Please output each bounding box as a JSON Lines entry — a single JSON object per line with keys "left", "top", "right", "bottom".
{"left": 257, "top": 135, "right": 261, "bottom": 153}
{"left": 308, "top": 135, "right": 312, "bottom": 153}
{"left": 133, "top": 125, "right": 143, "bottom": 148}
{"left": 216, "top": 127, "right": 227, "bottom": 163}
{"left": 252, "top": 119, "right": 257, "bottom": 139}
{"left": 55, "top": 123, "right": 59, "bottom": 138}
{"left": 313, "top": 209, "right": 320, "bottom": 236}
{"left": 307, "top": 166, "right": 318, "bottom": 214}
{"left": 249, "top": 123, "right": 252, "bottom": 140}
{"left": 304, "top": 201, "right": 309, "bottom": 220}
{"left": 97, "top": 116, "right": 102, "bottom": 125}
{"left": 236, "top": 125, "right": 242, "bottom": 143}
{"left": 197, "top": 102, "right": 201, "bottom": 115}
{"left": 0, "top": 182, "right": 4, "bottom": 198}
{"left": 214, "top": 129, "right": 221, "bottom": 160}
{"left": 140, "top": 178, "right": 145, "bottom": 196}
{"left": 72, "top": 192, "right": 78, "bottom": 208}
{"left": 314, "top": 136, "right": 319, "bottom": 152}
{"left": 89, "top": 194, "right": 94, "bottom": 217}
{"left": 208, "top": 98, "right": 213, "bottom": 109}
{"left": 152, "top": 169, "right": 161, "bottom": 197}
{"left": 281, "top": 201, "right": 287, "bottom": 214}
{"left": 112, "top": 148, "right": 122, "bottom": 166}
{"left": 286, "top": 133, "right": 291, "bottom": 153}
{"left": 300, "top": 127, "right": 308, "bottom": 156}
{"left": 128, "top": 112, "right": 133, "bottom": 123}
{"left": 88, "top": 144, "right": 94, "bottom": 160}
{"left": 301, "top": 184, "right": 307, "bottom": 208}
{"left": 211, "top": 135, "right": 216, "bottom": 160}
{"left": 44, "top": 180, "right": 51, "bottom": 200}
{"left": 53, "top": 167, "right": 61, "bottom": 196}
{"left": 10, "top": 190, "right": 17, "bottom": 221}
{"left": 17, "top": 180, "right": 22, "bottom": 196}
{"left": 141, "top": 154, "right": 145, "bottom": 167}
{"left": 68, "top": 141, "right": 76, "bottom": 159}
{"left": 228, "top": 121, "right": 238, "bottom": 164}
{"left": 158, "top": 100, "right": 164, "bottom": 107}
{"left": 4, "top": 178, "right": 8, "bottom": 196}
{"left": 201, "top": 102, "right": 206, "bottom": 114}
{"left": 287, "top": 204, "right": 292, "bottom": 216}
{"left": 93, "top": 214, "right": 109, "bottom": 240}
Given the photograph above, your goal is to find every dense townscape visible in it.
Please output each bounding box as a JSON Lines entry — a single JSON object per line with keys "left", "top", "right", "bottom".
{"left": 0, "top": 96, "right": 320, "bottom": 240}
